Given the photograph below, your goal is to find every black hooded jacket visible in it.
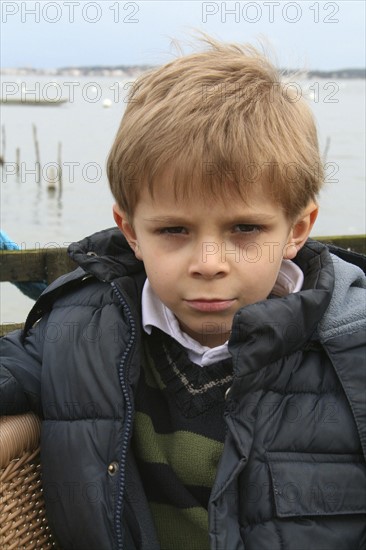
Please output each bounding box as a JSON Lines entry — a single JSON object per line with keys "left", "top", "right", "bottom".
{"left": 1, "top": 228, "right": 365, "bottom": 549}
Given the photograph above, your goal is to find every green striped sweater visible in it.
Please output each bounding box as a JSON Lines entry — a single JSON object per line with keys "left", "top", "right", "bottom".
{"left": 132, "top": 328, "right": 233, "bottom": 550}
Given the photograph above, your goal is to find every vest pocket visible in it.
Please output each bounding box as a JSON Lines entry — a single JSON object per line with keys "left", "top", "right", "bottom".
{"left": 266, "top": 451, "right": 366, "bottom": 517}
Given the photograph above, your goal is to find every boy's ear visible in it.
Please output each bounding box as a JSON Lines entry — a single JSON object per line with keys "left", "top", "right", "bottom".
{"left": 284, "top": 202, "right": 319, "bottom": 260}
{"left": 112, "top": 204, "right": 142, "bottom": 259}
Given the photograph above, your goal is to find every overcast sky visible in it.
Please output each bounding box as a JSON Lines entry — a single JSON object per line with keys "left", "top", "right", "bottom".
{"left": 1, "top": 1, "right": 365, "bottom": 70}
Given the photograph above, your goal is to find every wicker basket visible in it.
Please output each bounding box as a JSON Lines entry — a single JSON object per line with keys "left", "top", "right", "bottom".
{"left": 0, "top": 413, "right": 57, "bottom": 549}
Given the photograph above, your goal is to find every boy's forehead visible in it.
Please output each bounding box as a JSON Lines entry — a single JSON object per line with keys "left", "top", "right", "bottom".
{"left": 140, "top": 164, "right": 254, "bottom": 204}
{"left": 135, "top": 176, "right": 280, "bottom": 218}
{"left": 139, "top": 178, "right": 238, "bottom": 207}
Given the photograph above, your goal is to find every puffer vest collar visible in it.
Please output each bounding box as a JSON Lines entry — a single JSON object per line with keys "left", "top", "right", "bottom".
{"left": 228, "top": 240, "right": 334, "bottom": 383}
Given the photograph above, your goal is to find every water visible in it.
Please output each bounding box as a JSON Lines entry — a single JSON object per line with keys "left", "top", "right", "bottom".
{"left": 1, "top": 76, "right": 365, "bottom": 322}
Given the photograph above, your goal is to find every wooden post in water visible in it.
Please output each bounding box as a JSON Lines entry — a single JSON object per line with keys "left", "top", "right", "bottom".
{"left": 47, "top": 167, "right": 57, "bottom": 193}
{"left": 32, "top": 124, "right": 41, "bottom": 184}
{"left": 1, "top": 125, "right": 5, "bottom": 165}
{"left": 57, "top": 141, "right": 63, "bottom": 198}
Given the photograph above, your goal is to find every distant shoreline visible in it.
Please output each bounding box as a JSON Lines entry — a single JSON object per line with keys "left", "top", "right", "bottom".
{"left": 1, "top": 66, "right": 365, "bottom": 79}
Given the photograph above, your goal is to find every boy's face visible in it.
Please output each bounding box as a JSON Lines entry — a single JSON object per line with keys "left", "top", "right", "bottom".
{"left": 115, "top": 179, "right": 317, "bottom": 348}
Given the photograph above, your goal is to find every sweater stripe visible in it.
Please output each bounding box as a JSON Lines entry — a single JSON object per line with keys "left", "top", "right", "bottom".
{"left": 149, "top": 503, "right": 210, "bottom": 550}
{"left": 138, "top": 462, "right": 212, "bottom": 507}
{"left": 134, "top": 411, "right": 224, "bottom": 487}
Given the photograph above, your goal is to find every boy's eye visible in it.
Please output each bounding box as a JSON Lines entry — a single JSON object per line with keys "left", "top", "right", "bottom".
{"left": 159, "top": 226, "right": 187, "bottom": 235}
{"left": 234, "top": 224, "right": 262, "bottom": 234}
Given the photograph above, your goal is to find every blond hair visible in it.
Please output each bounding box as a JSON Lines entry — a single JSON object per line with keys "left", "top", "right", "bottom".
{"left": 107, "top": 36, "right": 323, "bottom": 220}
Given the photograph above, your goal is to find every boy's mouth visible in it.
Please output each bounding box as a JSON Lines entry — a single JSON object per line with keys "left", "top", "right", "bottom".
{"left": 184, "top": 299, "right": 236, "bottom": 312}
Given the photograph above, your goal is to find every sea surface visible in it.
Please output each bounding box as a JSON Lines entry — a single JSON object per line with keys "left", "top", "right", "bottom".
{"left": 1, "top": 76, "right": 365, "bottom": 322}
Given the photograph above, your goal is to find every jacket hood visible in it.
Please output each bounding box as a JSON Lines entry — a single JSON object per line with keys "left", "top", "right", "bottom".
{"left": 318, "top": 252, "right": 366, "bottom": 341}
{"left": 68, "top": 227, "right": 144, "bottom": 282}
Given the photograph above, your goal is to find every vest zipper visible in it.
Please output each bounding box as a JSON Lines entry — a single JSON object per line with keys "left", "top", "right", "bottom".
{"left": 111, "top": 281, "right": 136, "bottom": 550}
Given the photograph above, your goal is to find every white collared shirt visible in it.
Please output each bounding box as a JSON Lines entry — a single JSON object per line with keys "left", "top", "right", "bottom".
{"left": 142, "top": 259, "right": 304, "bottom": 366}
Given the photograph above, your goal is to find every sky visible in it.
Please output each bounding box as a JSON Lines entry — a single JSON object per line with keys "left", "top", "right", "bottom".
{"left": 1, "top": 1, "right": 365, "bottom": 70}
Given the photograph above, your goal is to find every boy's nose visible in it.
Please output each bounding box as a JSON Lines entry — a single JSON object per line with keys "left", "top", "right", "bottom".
{"left": 188, "top": 241, "right": 230, "bottom": 279}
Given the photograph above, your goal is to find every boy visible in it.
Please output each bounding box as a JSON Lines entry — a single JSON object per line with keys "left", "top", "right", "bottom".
{"left": 1, "top": 37, "right": 365, "bottom": 550}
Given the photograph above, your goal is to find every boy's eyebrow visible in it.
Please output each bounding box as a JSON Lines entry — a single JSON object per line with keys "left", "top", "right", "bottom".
{"left": 143, "top": 216, "right": 188, "bottom": 223}
{"left": 143, "top": 216, "right": 186, "bottom": 222}
{"left": 142, "top": 213, "right": 278, "bottom": 223}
